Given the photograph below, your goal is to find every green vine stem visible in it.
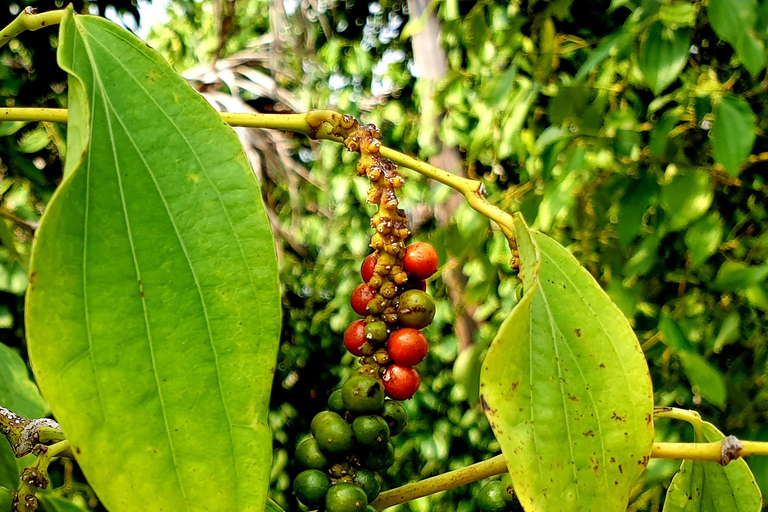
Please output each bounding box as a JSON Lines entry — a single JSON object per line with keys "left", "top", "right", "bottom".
{"left": 15, "top": 439, "right": 70, "bottom": 512}
{"left": 0, "top": 8, "right": 65, "bottom": 48}
{"left": 371, "top": 454, "right": 508, "bottom": 510}
{"left": 0, "top": 108, "right": 517, "bottom": 240}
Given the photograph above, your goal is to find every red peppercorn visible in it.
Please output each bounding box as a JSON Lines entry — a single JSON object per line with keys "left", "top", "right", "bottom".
{"left": 403, "top": 243, "right": 438, "bottom": 280}
{"left": 382, "top": 365, "right": 421, "bottom": 400}
{"left": 361, "top": 254, "right": 377, "bottom": 282}
{"left": 344, "top": 319, "right": 367, "bottom": 356}
{"left": 351, "top": 283, "right": 377, "bottom": 316}
{"left": 387, "top": 328, "right": 428, "bottom": 367}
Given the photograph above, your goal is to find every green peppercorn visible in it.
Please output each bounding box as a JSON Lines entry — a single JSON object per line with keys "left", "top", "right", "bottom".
{"left": 325, "top": 482, "right": 368, "bottom": 512}
{"left": 342, "top": 375, "right": 385, "bottom": 413}
{"left": 352, "top": 415, "right": 390, "bottom": 449}
{"left": 293, "top": 469, "right": 330, "bottom": 508}
{"left": 295, "top": 437, "right": 330, "bottom": 470}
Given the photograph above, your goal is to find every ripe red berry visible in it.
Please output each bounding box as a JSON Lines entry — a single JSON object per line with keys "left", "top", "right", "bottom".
{"left": 387, "top": 328, "right": 428, "bottom": 367}
{"left": 382, "top": 365, "right": 421, "bottom": 400}
{"left": 362, "top": 254, "right": 377, "bottom": 282}
{"left": 344, "top": 319, "right": 367, "bottom": 356}
{"left": 351, "top": 284, "right": 377, "bottom": 316}
{"left": 403, "top": 243, "right": 438, "bottom": 280}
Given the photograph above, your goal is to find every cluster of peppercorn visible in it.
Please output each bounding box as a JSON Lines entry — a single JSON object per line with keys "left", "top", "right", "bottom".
{"left": 346, "top": 241, "right": 437, "bottom": 400}
{"left": 291, "top": 119, "right": 439, "bottom": 512}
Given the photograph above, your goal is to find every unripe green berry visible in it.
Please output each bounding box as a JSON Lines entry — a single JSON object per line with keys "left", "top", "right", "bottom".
{"left": 396, "top": 290, "right": 435, "bottom": 329}
{"left": 325, "top": 482, "right": 368, "bottom": 512}
{"left": 364, "top": 321, "right": 388, "bottom": 343}
{"left": 477, "top": 481, "right": 508, "bottom": 512}
{"left": 311, "top": 411, "right": 354, "bottom": 455}
{"left": 353, "top": 469, "right": 382, "bottom": 502}
{"left": 342, "top": 375, "right": 385, "bottom": 414}
{"left": 328, "top": 390, "right": 345, "bottom": 414}
{"left": 381, "top": 400, "right": 408, "bottom": 436}
{"left": 293, "top": 470, "right": 330, "bottom": 508}
{"left": 295, "top": 437, "right": 330, "bottom": 470}
{"left": 361, "top": 440, "right": 395, "bottom": 471}
{"left": 352, "top": 415, "right": 390, "bottom": 448}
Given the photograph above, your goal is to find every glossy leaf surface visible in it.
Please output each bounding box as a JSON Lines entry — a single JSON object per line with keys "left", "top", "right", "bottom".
{"left": 663, "top": 420, "right": 762, "bottom": 512}
{"left": 480, "top": 214, "right": 654, "bottom": 512}
{"left": 25, "top": 9, "right": 281, "bottom": 512}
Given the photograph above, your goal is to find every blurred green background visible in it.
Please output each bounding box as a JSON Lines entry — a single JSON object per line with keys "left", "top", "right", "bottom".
{"left": 1, "top": 0, "right": 767, "bottom": 511}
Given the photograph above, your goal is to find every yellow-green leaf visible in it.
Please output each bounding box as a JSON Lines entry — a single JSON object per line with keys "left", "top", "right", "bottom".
{"left": 663, "top": 419, "right": 762, "bottom": 511}
{"left": 26, "top": 9, "right": 281, "bottom": 512}
{"left": 480, "top": 214, "right": 654, "bottom": 512}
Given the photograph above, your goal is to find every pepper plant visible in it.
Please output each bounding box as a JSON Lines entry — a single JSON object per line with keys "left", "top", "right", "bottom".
{"left": 0, "top": 4, "right": 766, "bottom": 512}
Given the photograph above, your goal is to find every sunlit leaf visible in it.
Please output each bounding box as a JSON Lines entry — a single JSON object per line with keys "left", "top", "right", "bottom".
{"left": 685, "top": 214, "right": 723, "bottom": 267}
{"left": 480, "top": 214, "right": 654, "bottom": 512}
{"left": 26, "top": 9, "right": 281, "bottom": 512}
{"left": 638, "top": 22, "right": 691, "bottom": 94}
{"left": 660, "top": 170, "right": 713, "bottom": 231}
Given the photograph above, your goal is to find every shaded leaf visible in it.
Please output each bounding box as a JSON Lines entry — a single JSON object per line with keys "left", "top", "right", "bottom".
{"left": 712, "top": 262, "right": 768, "bottom": 291}
{"left": 480, "top": 214, "right": 654, "bottom": 512}
{"left": 711, "top": 96, "right": 757, "bottom": 176}
{"left": 707, "top": 0, "right": 765, "bottom": 75}
{"left": 0, "top": 343, "right": 48, "bottom": 418}
{"left": 658, "top": 311, "right": 694, "bottom": 352}
{"left": 0, "top": 440, "right": 18, "bottom": 490}
{"left": 678, "top": 352, "right": 727, "bottom": 409}
{"left": 617, "top": 171, "right": 658, "bottom": 248}
{"left": 38, "top": 494, "right": 89, "bottom": 512}
{"left": 638, "top": 22, "right": 691, "bottom": 94}
{"left": 663, "top": 419, "right": 761, "bottom": 511}
{"left": 712, "top": 313, "right": 740, "bottom": 353}
{"left": 26, "top": 10, "right": 281, "bottom": 512}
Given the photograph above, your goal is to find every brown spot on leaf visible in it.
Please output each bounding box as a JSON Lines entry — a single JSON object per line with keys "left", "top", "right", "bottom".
{"left": 583, "top": 430, "right": 594, "bottom": 437}
{"left": 567, "top": 393, "right": 579, "bottom": 402}
{"left": 511, "top": 381, "right": 519, "bottom": 392}
{"left": 481, "top": 395, "right": 490, "bottom": 411}
{"left": 575, "top": 328, "right": 582, "bottom": 337}
{"left": 599, "top": 363, "right": 606, "bottom": 368}
{"left": 611, "top": 412, "right": 627, "bottom": 422}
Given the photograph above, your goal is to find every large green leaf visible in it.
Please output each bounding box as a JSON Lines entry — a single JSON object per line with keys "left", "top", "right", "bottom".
{"left": 711, "top": 96, "right": 757, "bottom": 176}
{"left": 663, "top": 419, "right": 762, "bottom": 511}
{"left": 25, "top": 9, "right": 281, "bottom": 512}
{"left": 0, "top": 343, "right": 48, "bottom": 418}
{"left": 638, "top": 21, "right": 691, "bottom": 94}
{"left": 480, "top": 214, "right": 654, "bottom": 512}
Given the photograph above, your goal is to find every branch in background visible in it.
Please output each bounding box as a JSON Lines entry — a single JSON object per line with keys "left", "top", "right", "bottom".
{"left": 0, "top": 209, "right": 37, "bottom": 234}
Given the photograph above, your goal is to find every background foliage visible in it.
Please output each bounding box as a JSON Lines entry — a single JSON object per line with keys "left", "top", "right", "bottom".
{"left": 1, "top": 0, "right": 767, "bottom": 511}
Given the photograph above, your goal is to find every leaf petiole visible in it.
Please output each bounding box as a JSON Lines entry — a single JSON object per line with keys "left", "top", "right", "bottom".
{"left": 0, "top": 8, "right": 65, "bottom": 49}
